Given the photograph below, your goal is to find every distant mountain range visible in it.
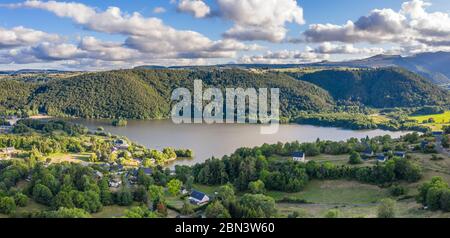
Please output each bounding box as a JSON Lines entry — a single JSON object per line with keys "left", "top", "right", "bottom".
{"left": 0, "top": 69, "right": 69, "bottom": 75}
{"left": 137, "top": 51, "right": 450, "bottom": 86}
{"left": 307, "top": 51, "right": 450, "bottom": 86}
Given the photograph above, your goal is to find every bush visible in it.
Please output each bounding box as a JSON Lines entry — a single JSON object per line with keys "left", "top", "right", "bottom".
{"left": 348, "top": 151, "right": 363, "bottom": 165}
{"left": 112, "top": 119, "right": 127, "bottom": 127}
{"left": 324, "top": 209, "right": 339, "bottom": 218}
{"left": 14, "top": 193, "right": 29, "bottom": 207}
{"left": 377, "top": 199, "right": 396, "bottom": 218}
{"left": 389, "top": 185, "right": 408, "bottom": 197}
{"left": 0, "top": 196, "right": 16, "bottom": 215}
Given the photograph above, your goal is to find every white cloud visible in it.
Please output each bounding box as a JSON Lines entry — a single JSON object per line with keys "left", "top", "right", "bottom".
{"left": 0, "top": 26, "right": 60, "bottom": 49}
{"left": 177, "top": 0, "right": 210, "bottom": 18}
{"left": 302, "top": 9, "right": 408, "bottom": 44}
{"left": 5, "top": 0, "right": 256, "bottom": 62}
{"left": 238, "top": 50, "right": 329, "bottom": 64}
{"left": 153, "top": 7, "right": 166, "bottom": 14}
{"left": 313, "top": 42, "right": 385, "bottom": 55}
{"left": 300, "top": 0, "right": 450, "bottom": 51}
{"left": 218, "top": 0, "right": 304, "bottom": 42}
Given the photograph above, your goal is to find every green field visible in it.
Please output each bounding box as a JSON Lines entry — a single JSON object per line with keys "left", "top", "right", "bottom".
{"left": 408, "top": 111, "right": 450, "bottom": 131}
{"left": 268, "top": 180, "right": 388, "bottom": 204}
{"left": 91, "top": 205, "right": 135, "bottom": 218}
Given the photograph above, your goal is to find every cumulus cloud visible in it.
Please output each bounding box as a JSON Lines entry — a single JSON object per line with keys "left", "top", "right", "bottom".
{"left": 300, "top": 0, "right": 450, "bottom": 51}
{"left": 176, "top": 0, "right": 210, "bottom": 18}
{"left": 218, "top": 0, "right": 304, "bottom": 42}
{"left": 0, "top": 26, "right": 60, "bottom": 49}
{"left": 5, "top": 0, "right": 257, "bottom": 62}
{"left": 302, "top": 9, "right": 408, "bottom": 44}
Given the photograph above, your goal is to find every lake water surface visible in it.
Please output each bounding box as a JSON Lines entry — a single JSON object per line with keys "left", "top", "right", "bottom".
{"left": 67, "top": 119, "right": 413, "bottom": 167}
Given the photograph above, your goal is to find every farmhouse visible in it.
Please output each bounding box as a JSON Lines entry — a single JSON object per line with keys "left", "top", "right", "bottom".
{"left": 189, "top": 190, "right": 210, "bottom": 205}
{"left": 292, "top": 152, "right": 306, "bottom": 163}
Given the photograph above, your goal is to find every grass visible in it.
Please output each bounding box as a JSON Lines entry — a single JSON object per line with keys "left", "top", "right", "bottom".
{"left": 268, "top": 180, "right": 388, "bottom": 204}
{"left": 273, "top": 150, "right": 450, "bottom": 218}
{"left": 15, "top": 200, "right": 48, "bottom": 215}
{"left": 370, "top": 114, "right": 391, "bottom": 124}
{"left": 91, "top": 205, "right": 134, "bottom": 218}
{"left": 408, "top": 111, "right": 450, "bottom": 131}
{"left": 192, "top": 184, "right": 221, "bottom": 196}
{"left": 166, "top": 195, "right": 185, "bottom": 210}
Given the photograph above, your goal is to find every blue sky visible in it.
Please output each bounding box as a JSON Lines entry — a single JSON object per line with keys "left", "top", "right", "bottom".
{"left": 1, "top": 0, "right": 450, "bottom": 70}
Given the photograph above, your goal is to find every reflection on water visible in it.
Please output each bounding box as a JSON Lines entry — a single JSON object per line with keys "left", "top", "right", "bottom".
{"left": 68, "top": 119, "right": 412, "bottom": 167}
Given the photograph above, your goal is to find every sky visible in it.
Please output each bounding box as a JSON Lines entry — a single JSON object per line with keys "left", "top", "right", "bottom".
{"left": 0, "top": 0, "right": 450, "bottom": 70}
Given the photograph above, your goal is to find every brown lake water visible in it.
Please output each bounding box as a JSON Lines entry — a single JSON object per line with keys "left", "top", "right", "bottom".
{"left": 68, "top": 119, "right": 412, "bottom": 167}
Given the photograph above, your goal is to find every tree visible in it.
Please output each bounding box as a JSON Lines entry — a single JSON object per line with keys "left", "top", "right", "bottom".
{"left": 377, "top": 198, "right": 396, "bottom": 218}
{"left": 88, "top": 153, "right": 98, "bottom": 163}
{"left": 440, "top": 189, "right": 450, "bottom": 212}
{"left": 239, "top": 194, "right": 276, "bottom": 218}
{"left": 348, "top": 151, "right": 363, "bottom": 165}
{"left": 426, "top": 187, "right": 444, "bottom": 210}
{"left": 116, "top": 189, "right": 133, "bottom": 206}
{"left": 417, "top": 177, "right": 448, "bottom": 206}
{"left": 444, "top": 126, "right": 450, "bottom": 135}
{"left": 43, "top": 207, "right": 91, "bottom": 218}
{"left": 217, "top": 184, "right": 236, "bottom": 208}
{"left": 148, "top": 185, "right": 165, "bottom": 208}
{"left": 83, "top": 191, "right": 102, "bottom": 213}
{"left": 0, "top": 197, "right": 16, "bottom": 215}
{"left": 99, "top": 178, "right": 113, "bottom": 205}
{"left": 53, "top": 191, "right": 74, "bottom": 209}
{"left": 125, "top": 206, "right": 158, "bottom": 218}
{"left": 389, "top": 185, "right": 407, "bottom": 197}
{"left": 248, "top": 180, "right": 265, "bottom": 194}
{"left": 167, "top": 179, "right": 183, "bottom": 197}
{"left": 32, "top": 184, "right": 53, "bottom": 206}
{"left": 180, "top": 199, "right": 195, "bottom": 216}
{"left": 205, "top": 201, "right": 231, "bottom": 218}
{"left": 14, "top": 193, "right": 28, "bottom": 207}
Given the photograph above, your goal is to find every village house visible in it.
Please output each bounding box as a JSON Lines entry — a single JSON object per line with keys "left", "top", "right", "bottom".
{"left": 377, "top": 154, "right": 387, "bottom": 163}
{"left": 142, "top": 168, "right": 153, "bottom": 176}
{"left": 94, "top": 170, "right": 104, "bottom": 179}
{"left": 432, "top": 131, "right": 444, "bottom": 136}
{"left": 189, "top": 190, "right": 210, "bottom": 205}
{"left": 114, "top": 139, "right": 130, "bottom": 150}
{"left": 362, "top": 148, "right": 375, "bottom": 158}
{"left": 0, "top": 125, "right": 13, "bottom": 134}
{"left": 109, "top": 177, "right": 122, "bottom": 188}
{"left": 394, "top": 151, "right": 407, "bottom": 158}
{"left": 292, "top": 151, "right": 306, "bottom": 163}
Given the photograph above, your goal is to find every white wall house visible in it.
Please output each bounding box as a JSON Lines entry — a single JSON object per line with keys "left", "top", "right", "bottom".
{"left": 292, "top": 152, "right": 306, "bottom": 163}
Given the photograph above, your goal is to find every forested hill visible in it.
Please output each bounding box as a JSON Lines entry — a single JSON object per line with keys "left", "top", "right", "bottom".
{"left": 0, "top": 68, "right": 448, "bottom": 119}
{"left": 287, "top": 68, "right": 450, "bottom": 108}
{"left": 16, "top": 69, "right": 334, "bottom": 119}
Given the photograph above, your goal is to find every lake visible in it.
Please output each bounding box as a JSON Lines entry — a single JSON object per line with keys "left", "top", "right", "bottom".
{"left": 67, "top": 119, "right": 413, "bottom": 167}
